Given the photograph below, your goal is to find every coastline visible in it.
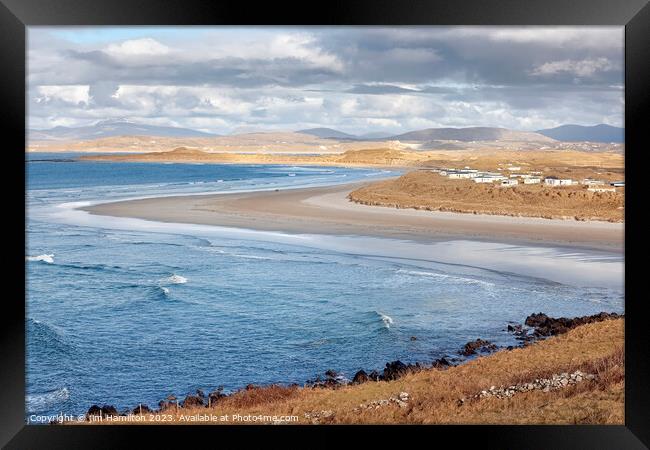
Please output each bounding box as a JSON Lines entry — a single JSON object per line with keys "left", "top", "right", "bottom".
{"left": 70, "top": 314, "right": 624, "bottom": 425}
{"left": 82, "top": 181, "right": 624, "bottom": 252}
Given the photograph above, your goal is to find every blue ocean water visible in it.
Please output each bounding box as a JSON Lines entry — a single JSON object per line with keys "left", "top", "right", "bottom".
{"left": 25, "top": 153, "right": 624, "bottom": 419}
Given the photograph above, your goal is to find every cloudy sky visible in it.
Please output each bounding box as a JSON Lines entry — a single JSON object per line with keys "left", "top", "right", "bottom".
{"left": 28, "top": 26, "right": 624, "bottom": 134}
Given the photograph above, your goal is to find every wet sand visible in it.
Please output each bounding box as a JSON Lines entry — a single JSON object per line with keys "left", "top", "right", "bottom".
{"left": 82, "top": 182, "right": 624, "bottom": 252}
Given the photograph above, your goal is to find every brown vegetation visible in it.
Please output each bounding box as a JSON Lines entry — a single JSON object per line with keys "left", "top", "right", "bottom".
{"left": 349, "top": 171, "right": 624, "bottom": 222}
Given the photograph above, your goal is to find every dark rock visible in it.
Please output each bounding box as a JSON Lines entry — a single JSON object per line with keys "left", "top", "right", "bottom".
{"left": 383, "top": 360, "right": 407, "bottom": 380}
{"left": 383, "top": 360, "right": 419, "bottom": 381}
{"left": 432, "top": 357, "right": 451, "bottom": 369}
{"left": 158, "top": 400, "right": 173, "bottom": 412}
{"left": 524, "top": 311, "right": 622, "bottom": 338}
{"left": 368, "top": 370, "right": 382, "bottom": 381}
{"left": 325, "top": 369, "right": 338, "bottom": 379}
{"left": 132, "top": 404, "right": 152, "bottom": 415}
{"left": 208, "top": 388, "right": 226, "bottom": 406}
{"left": 99, "top": 405, "right": 118, "bottom": 417}
{"left": 352, "top": 370, "right": 370, "bottom": 384}
{"left": 507, "top": 324, "right": 525, "bottom": 334}
{"left": 86, "top": 405, "right": 101, "bottom": 418}
{"left": 410, "top": 336, "right": 417, "bottom": 341}
{"left": 181, "top": 394, "right": 204, "bottom": 408}
{"left": 460, "top": 339, "right": 498, "bottom": 356}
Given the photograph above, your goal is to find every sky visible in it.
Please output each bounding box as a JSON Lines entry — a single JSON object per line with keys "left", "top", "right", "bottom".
{"left": 28, "top": 26, "right": 624, "bottom": 135}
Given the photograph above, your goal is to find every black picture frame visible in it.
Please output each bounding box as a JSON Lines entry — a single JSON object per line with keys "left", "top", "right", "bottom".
{"left": 3, "top": 0, "right": 648, "bottom": 447}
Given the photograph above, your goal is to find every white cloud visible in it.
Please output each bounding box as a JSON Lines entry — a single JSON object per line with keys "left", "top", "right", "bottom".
{"left": 339, "top": 95, "right": 433, "bottom": 118}
{"left": 37, "top": 85, "right": 90, "bottom": 105}
{"left": 530, "top": 57, "right": 617, "bottom": 77}
{"left": 450, "top": 27, "right": 623, "bottom": 50}
{"left": 268, "top": 33, "right": 343, "bottom": 71}
{"left": 105, "top": 38, "right": 170, "bottom": 57}
{"left": 27, "top": 27, "right": 625, "bottom": 133}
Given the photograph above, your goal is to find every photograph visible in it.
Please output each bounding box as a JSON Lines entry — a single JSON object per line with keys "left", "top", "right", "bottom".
{"left": 24, "top": 25, "right": 626, "bottom": 426}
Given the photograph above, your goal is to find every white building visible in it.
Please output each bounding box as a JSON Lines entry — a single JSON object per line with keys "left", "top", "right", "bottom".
{"left": 500, "top": 179, "right": 519, "bottom": 187}
{"left": 588, "top": 187, "right": 616, "bottom": 192}
{"left": 610, "top": 181, "right": 625, "bottom": 187}
{"left": 523, "top": 177, "right": 541, "bottom": 184}
{"left": 508, "top": 166, "right": 521, "bottom": 171}
{"left": 582, "top": 179, "right": 605, "bottom": 186}
{"left": 448, "top": 171, "right": 479, "bottom": 179}
{"left": 474, "top": 177, "right": 497, "bottom": 183}
{"left": 544, "top": 177, "right": 574, "bottom": 186}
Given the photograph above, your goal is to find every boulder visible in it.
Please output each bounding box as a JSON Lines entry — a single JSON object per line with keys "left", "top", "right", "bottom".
{"left": 86, "top": 405, "right": 101, "bottom": 419}
{"left": 460, "top": 339, "right": 498, "bottom": 356}
{"left": 131, "top": 404, "right": 152, "bottom": 415}
{"left": 208, "top": 388, "right": 226, "bottom": 406}
{"left": 524, "top": 311, "right": 622, "bottom": 337}
{"left": 352, "top": 370, "right": 370, "bottom": 384}
{"left": 431, "top": 357, "right": 451, "bottom": 369}
{"left": 158, "top": 400, "right": 173, "bottom": 412}
{"left": 181, "top": 394, "right": 204, "bottom": 408}
{"left": 383, "top": 360, "right": 418, "bottom": 381}
{"left": 368, "top": 370, "right": 382, "bottom": 381}
{"left": 103, "top": 406, "right": 117, "bottom": 417}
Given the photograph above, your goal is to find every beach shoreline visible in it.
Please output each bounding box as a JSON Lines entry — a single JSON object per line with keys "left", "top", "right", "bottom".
{"left": 82, "top": 180, "right": 624, "bottom": 252}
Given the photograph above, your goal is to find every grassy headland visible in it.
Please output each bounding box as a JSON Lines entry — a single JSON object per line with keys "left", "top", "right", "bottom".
{"left": 349, "top": 171, "right": 624, "bottom": 222}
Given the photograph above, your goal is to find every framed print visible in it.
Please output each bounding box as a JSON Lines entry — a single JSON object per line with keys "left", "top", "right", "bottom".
{"left": 2, "top": 0, "right": 649, "bottom": 447}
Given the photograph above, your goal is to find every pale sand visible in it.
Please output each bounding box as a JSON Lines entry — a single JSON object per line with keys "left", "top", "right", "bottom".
{"left": 82, "top": 181, "right": 624, "bottom": 252}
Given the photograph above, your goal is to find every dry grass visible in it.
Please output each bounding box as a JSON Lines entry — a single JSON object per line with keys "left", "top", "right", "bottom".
{"left": 349, "top": 171, "right": 624, "bottom": 222}
{"left": 77, "top": 318, "right": 623, "bottom": 425}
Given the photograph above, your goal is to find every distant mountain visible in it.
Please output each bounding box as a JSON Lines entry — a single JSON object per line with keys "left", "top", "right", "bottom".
{"left": 536, "top": 124, "right": 624, "bottom": 143}
{"left": 29, "top": 118, "right": 217, "bottom": 141}
{"left": 297, "top": 128, "right": 357, "bottom": 139}
{"left": 390, "top": 127, "right": 554, "bottom": 143}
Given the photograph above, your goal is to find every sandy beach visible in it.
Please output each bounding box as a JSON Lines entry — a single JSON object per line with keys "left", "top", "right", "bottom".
{"left": 83, "top": 181, "right": 624, "bottom": 252}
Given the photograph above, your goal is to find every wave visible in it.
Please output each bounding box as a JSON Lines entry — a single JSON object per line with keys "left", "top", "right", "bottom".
{"left": 230, "top": 253, "right": 272, "bottom": 260}
{"left": 26, "top": 254, "right": 54, "bottom": 264}
{"left": 376, "top": 311, "right": 394, "bottom": 329}
{"left": 396, "top": 269, "right": 496, "bottom": 288}
{"left": 27, "top": 319, "right": 73, "bottom": 354}
{"left": 161, "top": 274, "right": 187, "bottom": 284}
{"left": 148, "top": 285, "right": 172, "bottom": 301}
{"left": 26, "top": 387, "right": 70, "bottom": 413}
{"left": 200, "top": 246, "right": 274, "bottom": 260}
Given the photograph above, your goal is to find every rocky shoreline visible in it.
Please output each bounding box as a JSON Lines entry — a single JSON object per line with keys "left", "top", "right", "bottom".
{"left": 78, "top": 311, "right": 622, "bottom": 423}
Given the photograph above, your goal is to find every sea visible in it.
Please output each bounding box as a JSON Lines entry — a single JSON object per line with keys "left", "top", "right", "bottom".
{"left": 25, "top": 152, "right": 624, "bottom": 420}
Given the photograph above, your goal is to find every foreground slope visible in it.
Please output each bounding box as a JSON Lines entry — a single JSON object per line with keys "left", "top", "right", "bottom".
{"left": 78, "top": 318, "right": 623, "bottom": 425}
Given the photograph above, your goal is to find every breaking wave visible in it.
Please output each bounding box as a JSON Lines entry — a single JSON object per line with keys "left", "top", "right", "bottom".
{"left": 396, "top": 269, "right": 495, "bottom": 288}
{"left": 376, "top": 311, "right": 394, "bottom": 329}
{"left": 26, "top": 254, "right": 54, "bottom": 264}
{"left": 26, "top": 387, "right": 70, "bottom": 413}
{"left": 162, "top": 274, "right": 187, "bottom": 284}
